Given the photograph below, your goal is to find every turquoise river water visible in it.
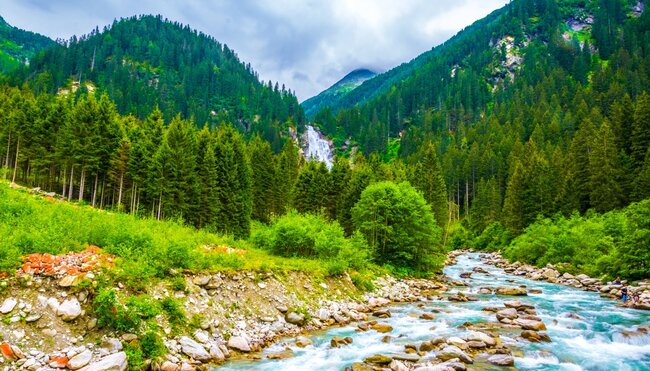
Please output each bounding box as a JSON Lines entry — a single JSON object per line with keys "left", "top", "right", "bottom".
{"left": 218, "top": 253, "right": 650, "bottom": 370}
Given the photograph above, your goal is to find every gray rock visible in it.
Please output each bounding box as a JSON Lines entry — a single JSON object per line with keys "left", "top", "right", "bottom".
{"left": 192, "top": 275, "right": 211, "bottom": 286}
{"left": 78, "top": 352, "right": 127, "bottom": 371}
{"left": 496, "top": 308, "right": 518, "bottom": 321}
{"left": 209, "top": 345, "right": 225, "bottom": 361}
{"left": 68, "top": 349, "right": 93, "bottom": 370}
{"left": 0, "top": 298, "right": 17, "bottom": 314}
{"left": 57, "top": 298, "right": 82, "bottom": 321}
{"left": 487, "top": 354, "right": 514, "bottom": 366}
{"left": 514, "top": 318, "right": 547, "bottom": 331}
{"left": 285, "top": 311, "right": 305, "bottom": 325}
{"left": 193, "top": 330, "right": 210, "bottom": 344}
{"left": 179, "top": 336, "right": 211, "bottom": 362}
{"left": 496, "top": 286, "right": 527, "bottom": 296}
{"left": 436, "top": 346, "right": 473, "bottom": 364}
{"left": 465, "top": 332, "right": 496, "bottom": 347}
{"left": 227, "top": 336, "right": 251, "bottom": 352}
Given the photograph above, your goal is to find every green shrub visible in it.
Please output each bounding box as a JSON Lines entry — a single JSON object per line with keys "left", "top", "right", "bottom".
{"left": 140, "top": 331, "right": 166, "bottom": 358}
{"left": 93, "top": 288, "right": 141, "bottom": 332}
{"left": 160, "top": 297, "right": 185, "bottom": 326}
{"left": 169, "top": 276, "right": 187, "bottom": 291}
{"left": 352, "top": 181, "right": 444, "bottom": 275}
{"left": 473, "top": 222, "right": 511, "bottom": 251}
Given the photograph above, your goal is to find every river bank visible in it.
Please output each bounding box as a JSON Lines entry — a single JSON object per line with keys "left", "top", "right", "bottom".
{"left": 220, "top": 251, "right": 650, "bottom": 370}
{"left": 0, "top": 249, "right": 445, "bottom": 370}
{"left": 476, "top": 250, "right": 650, "bottom": 310}
{"left": 2, "top": 250, "right": 649, "bottom": 370}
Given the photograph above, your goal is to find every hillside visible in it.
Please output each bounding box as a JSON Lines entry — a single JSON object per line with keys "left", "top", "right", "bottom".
{"left": 6, "top": 15, "right": 305, "bottom": 141}
{"left": 0, "top": 15, "right": 55, "bottom": 74}
{"left": 301, "top": 68, "right": 377, "bottom": 119}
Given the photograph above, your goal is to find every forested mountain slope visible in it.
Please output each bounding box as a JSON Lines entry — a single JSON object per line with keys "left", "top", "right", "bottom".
{"left": 0, "top": 16, "right": 55, "bottom": 74}
{"left": 5, "top": 15, "right": 305, "bottom": 146}
{"left": 309, "top": 0, "right": 650, "bottom": 235}
{"left": 301, "top": 68, "right": 377, "bottom": 119}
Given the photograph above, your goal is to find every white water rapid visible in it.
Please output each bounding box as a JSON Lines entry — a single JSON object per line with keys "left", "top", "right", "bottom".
{"left": 218, "top": 253, "right": 650, "bottom": 370}
{"left": 303, "top": 125, "right": 333, "bottom": 169}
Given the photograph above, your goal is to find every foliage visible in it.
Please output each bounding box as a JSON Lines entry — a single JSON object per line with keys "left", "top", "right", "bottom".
{"left": 352, "top": 181, "right": 445, "bottom": 275}
{"left": 503, "top": 200, "right": 650, "bottom": 280}
{"left": 252, "top": 211, "right": 372, "bottom": 274}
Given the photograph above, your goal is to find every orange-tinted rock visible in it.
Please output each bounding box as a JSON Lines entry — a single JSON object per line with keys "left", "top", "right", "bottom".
{"left": 0, "top": 343, "right": 16, "bottom": 361}
{"left": 49, "top": 356, "right": 69, "bottom": 368}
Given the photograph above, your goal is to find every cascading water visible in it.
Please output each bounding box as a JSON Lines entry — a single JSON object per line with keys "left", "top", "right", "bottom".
{"left": 303, "top": 125, "right": 333, "bottom": 170}
{"left": 218, "top": 254, "right": 650, "bottom": 370}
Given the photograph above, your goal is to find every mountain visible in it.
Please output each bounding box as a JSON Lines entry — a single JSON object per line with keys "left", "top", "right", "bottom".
{"left": 315, "top": 0, "right": 650, "bottom": 230}
{"left": 302, "top": 68, "right": 377, "bottom": 118}
{"left": 7, "top": 15, "right": 305, "bottom": 142}
{"left": 0, "top": 15, "right": 55, "bottom": 74}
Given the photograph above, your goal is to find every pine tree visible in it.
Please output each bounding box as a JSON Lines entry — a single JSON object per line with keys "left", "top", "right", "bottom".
{"left": 109, "top": 137, "right": 131, "bottom": 210}
{"left": 275, "top": 139, "right": 300, "bottom": 215}
{"left": 502, "top": 161, "right": 526, "bottom": 233}
{"left": 409, "top": 142, "right": 448, "bottom": 227}
{"left": 196, "top": 128, "right": 219, "bottom": 228}
{"left": 248, "top": 135, "right": 276, "bottom": 223}
{"left": 631, "top": 92, "right": 650, "bottom": 170}
{"left": 213, "top": 124, "right": 252, "bottom": 238}
{"left": 633, "top": 147, "right": 650, "bottom": 201}
{"left": 589, "top": 121, "right": 625, "bottom": 212}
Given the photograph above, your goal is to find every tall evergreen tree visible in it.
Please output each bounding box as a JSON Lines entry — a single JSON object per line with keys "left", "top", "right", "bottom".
{"left": 409, "top": 142, "right": 448, "bottom": 227}
{"left": 589, "top": 121, "right": 625, "bottom": 212}
{"left": 248, "top": 135, "right": 276, "bottom": 223}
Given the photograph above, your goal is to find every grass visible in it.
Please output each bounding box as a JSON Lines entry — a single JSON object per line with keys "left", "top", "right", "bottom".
{"left": 0, "top": 180, "right": 371, "bottom": 282}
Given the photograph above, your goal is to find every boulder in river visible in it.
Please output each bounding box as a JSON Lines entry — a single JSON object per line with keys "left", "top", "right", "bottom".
{"left": 514, "top": 318, "right": 547, "bottom": 331}
{"left": 496, "top": 308, "right": 518, "bottom": 321}
{"left": 364, "top": 354, "right": 393, "bottom": 365}
{"left": 487, "top": 354, "right": 514, "bottom": 366}
{"left": 496, "top": 286, "right": 527, "bottom": 296}
{"left": 372, "top": 323, "right": 393, "bottom": 333}
{"left": 436, "top": 345, "right": 473, "bottom": 364}
{"left": 227, "top": 336, "right": 251, "bottom": 352}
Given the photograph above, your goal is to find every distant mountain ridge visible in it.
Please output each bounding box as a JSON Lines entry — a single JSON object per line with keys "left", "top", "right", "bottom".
{"left": 6, "top": 15, "right": 305, "bottom": 146}
{"left": 301, "top": 68, "right": 377, "bottom": 119}
{"left": 0, "top": 16, "right": 55, "bottom": 74}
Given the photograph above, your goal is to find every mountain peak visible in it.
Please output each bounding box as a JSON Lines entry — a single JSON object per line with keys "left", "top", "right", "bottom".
{"left": 301, "top": 68, "right": 378, "bottom": 119}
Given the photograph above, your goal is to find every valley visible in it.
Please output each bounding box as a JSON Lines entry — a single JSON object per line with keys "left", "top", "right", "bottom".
{"left": 0, "top": 0, "right": 649, "bottom": 369}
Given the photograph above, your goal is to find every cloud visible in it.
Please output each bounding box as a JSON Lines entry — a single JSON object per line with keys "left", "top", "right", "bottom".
{"left": 2, "top": 0, "right": 509, "bottom": 100}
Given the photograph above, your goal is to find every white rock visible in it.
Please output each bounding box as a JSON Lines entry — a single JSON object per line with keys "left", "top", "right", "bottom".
{"left": 0, "top": 298, "right": 17, "bottom": 314}
{"left": 57, "top": 298, "right": 82, "bottom": 321}
{"left": 78, "top": 352, "right": 127, "bottom": 371}
{"left": 69, "top": 349, "right": 93, "bottom": 370}
{"left": 209, "top": 344, "right": 225, "bottom": 361}
{"left": 227, "top": 336, "right": 251, "bottom": 352}
{"left": 179, "top": 336, "right": 211, "bottom": 362}
{"left": 194, "top": 330, "right": 210, "bottom": 344}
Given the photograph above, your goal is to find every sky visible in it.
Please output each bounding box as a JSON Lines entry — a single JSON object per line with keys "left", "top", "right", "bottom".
{"left": 2, "top": 0, "right": 510, "bottom": 101}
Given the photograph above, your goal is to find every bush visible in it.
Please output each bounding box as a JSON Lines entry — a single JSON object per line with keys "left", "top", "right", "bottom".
{"left": 472, "top": 222, "right": 511, "bottom": 251}
{"left": 160, "top": 297, "right": 185, "bottom": 326}
{"left": 252, "top": 211, "right": 371, "bottom": 272}
{"left": 503, "top": 200, "right": 650, "bottom": 280}
{"left": 352, "top": 181, "right": 444, "bottom": 275}
{"left": 94, "top": 288, "right": 142, "bottom": 332}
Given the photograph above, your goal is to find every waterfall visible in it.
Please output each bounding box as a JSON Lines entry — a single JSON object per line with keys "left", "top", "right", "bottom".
{"left": 303, "top": 125, "right": 333, "bottom": 169}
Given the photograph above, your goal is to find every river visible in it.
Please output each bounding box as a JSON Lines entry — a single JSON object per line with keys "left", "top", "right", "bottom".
{"left": 218, "top": 253, "right": 650, "bottom": 370}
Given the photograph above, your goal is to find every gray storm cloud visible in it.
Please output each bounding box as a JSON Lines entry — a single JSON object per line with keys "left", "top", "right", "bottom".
{"left": 2, "top": 0, "right": 509, "bottom": 100}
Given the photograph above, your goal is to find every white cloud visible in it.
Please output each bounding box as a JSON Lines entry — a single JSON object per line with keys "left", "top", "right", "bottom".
{"left": 2, "top": 0, "right": 509, "bottom": 100}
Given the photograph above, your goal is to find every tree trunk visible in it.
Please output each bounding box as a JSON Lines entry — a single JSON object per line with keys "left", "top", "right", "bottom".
{"left": 68, "top": 165, "right": 74, "bottom": 201}
{"left": 117, "top": 172, "right": 124, "bottom": 207}
{"left": 157, "top": 191, "right": 163, "bottom": 220}
{"left": 78, "top": 168, "right": 85, "bottom": 202}
{"left": 92, "top": 173, "right": 99, "bottom": 207}
{"left": 12, "top": 138, "right": 20, "bottom": 184}
{"left": 100, "top": 174, "right": 106, "bottom": 209}
{"left": 4, "top": 131, "right": 10, "bottom": 178}
{"left": 61, "top": 166, "right": 67, "bottom": 199}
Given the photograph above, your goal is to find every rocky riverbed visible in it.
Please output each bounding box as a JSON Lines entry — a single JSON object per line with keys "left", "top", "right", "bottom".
{"left": 0, "top": 247, "right": 444, "bottom": 371}
{"left": 2, "top": 250, "right": 649, "bottom": 370}
{"left": 478, "top": 251, "right": 650, "bottom": 310}
{"left": 219, "top": 251, "right": 650, "bottom": 370}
